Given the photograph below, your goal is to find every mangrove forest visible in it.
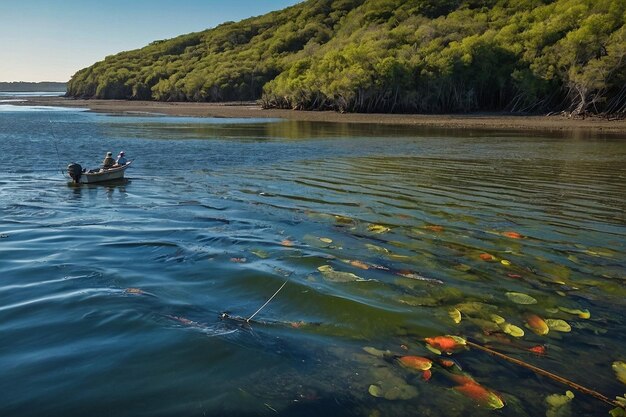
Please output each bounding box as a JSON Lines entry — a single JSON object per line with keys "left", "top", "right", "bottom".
{"left": 66, "top": 0, "right": 626, "bottom": 115}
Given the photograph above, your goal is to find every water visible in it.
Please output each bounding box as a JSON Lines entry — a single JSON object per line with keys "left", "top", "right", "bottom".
{"left": 0, "top": 105, "right": 625, "bottom": 417}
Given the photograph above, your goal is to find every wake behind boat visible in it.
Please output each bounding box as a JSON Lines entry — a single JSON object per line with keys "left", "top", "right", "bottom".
{"left": 67, "top": 160, "right": 132, "bottom": 184}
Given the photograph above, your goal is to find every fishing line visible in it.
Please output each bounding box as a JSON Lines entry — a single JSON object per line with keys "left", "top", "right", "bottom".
{"left": 246, "top": 278, "right": 289, "bottom": 323}
{"left": 48, "top": 119, "right": 65, "bottom": 178}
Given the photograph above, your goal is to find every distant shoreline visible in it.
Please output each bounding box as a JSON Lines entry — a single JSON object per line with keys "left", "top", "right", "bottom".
{"left": 16, "top": 96, "right": 626, "bottom": 135}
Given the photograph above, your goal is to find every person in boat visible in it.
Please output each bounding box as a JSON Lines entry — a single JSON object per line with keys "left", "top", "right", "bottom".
{"left": 115, "top": 151, "right": 127, "bottom": 166}
{"left": 102, "top": 152, "right": 115, "bottom": 169}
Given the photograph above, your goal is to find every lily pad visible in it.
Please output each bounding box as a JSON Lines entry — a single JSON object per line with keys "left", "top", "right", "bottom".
{"left": 545, "top": 319, "right": 571, "bottom": 332}
{"left": 558, "top": 306, "right": 591, "bottom": 319}
{"left": 369, "top": 367, "right": 419, "bottom": 400}
{"left": 398, "top": 356, "right": 432, "bottom": 371}
{"left": 363, "top": 346, "right": 391, "bottom": 359}
{"left": 490, "top": 314, "right": 506, "bottom": 324}
{"left": 613, "top": 361, "right": 626, "bottom": 385}
{"left": 317, "top": 265, "right": 361, "bottom": 282}
{"left": 449, "top": 308, "right": 462, "bottom": 324}
{"left": 545, "top": 390, "right": 574, "bottom": 417}
{"left": 500, "top": 322, "right": 525, "bottom": 338}
{"left": 368, "top": 224, "right": 391, "bottom": 234}
{"left": 455, "top": 382, "right": 505, "bottom": 409}
{"left": 506, "top": 292, "right": 537, "bottom": 305}
{"left": 368, "top": 384, "right": 384, "bottom": 398}
{"left": 525, "top": 314, "right": 550, "bottom": 336}
{"left": 425, "top": 335, "right": 466, "bottom": 354}
{"left": 251, "top": 249, "right": 269, "bottom": 259}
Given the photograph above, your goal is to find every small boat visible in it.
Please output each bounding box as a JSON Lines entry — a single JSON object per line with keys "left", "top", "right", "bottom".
{"left": 67, "top": 161, "right": 132, "bottom": 184}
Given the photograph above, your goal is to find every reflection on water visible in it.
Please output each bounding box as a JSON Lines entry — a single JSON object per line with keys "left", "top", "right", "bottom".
{"left": 0, "top": 107, "right": 625, "bottom": 417}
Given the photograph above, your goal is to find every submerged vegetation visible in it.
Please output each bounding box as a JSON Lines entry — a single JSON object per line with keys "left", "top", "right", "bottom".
{"left": 67, "top": 0, "right": 626, "bottom": 115}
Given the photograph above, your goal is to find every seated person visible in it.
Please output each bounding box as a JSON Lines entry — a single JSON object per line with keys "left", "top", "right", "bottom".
{"left": 115, "top": 151, "right": 127, "bottom": 166}
{"left": 102, "top": 152, "right": 115, "bottom": 169}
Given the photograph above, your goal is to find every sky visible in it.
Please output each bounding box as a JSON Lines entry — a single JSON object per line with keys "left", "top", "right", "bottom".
{"left": 0, "top": 0, "right": 303, "bottom": 82}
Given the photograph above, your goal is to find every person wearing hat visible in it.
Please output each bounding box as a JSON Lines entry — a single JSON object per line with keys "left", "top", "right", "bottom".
{"left": 102, "top": 151, "right": 115, "bottom": 169}
{"left": 115, "top": 151, "right": 127, "bottom": 166}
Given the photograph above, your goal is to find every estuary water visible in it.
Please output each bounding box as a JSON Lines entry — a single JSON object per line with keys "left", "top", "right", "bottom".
{"left": 0, "top": 104, "right": 625, "bottom": 417}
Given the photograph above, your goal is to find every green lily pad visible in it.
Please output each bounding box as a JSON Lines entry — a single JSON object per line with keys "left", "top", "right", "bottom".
{"left": 490, "top": 314, "right": 506, "bottom": 324}
{"left": 317, "top": 265, "right": 362, "bottom": 282}
{"left": 449, "top": 308, "right": 462, "bottom": 324}
{"left": 613, "top": 361, "right": 626, "bottom": 385}
{"left": 545, "top": 319, "right": 571, "bottom": 332}
{"left": 506, "top": 292, "right": 538, "bottom": 305}
{"left": 368, "top": 224, "right": 391, "bottom": 234}
{"left": 500, "top": 322, "right": 525, "bottom": 338}
{"left": 368, "top": 384, "right": 384, "bottom": 398}
{"left": 363, "top": 346, "right": 391, "bottom": 359}
{"left": 545, "top": 390, "right": 574, "bottom": 417}
{"left": 558, "top": 306, "right": 591, "bottom": 319}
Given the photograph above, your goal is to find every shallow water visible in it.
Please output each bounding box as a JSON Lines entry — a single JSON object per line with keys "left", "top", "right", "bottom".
{"left": 0, "top": 105, "right": 625, "bottom": 417}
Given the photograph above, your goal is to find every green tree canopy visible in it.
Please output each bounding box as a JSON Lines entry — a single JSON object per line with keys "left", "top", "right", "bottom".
{"left": 67, "top": 0, "right": 626, "bottom": 115}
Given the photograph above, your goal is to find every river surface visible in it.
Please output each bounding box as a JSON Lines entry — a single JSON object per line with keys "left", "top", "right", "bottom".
{"left": 0, "top": 103, "right": 625, "bottom": 417}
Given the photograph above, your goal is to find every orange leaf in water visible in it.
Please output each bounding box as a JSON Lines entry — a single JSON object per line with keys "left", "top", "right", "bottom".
{"left": 479, "top": 253, "right": 496, "bottom": 261}
{"left": 455, "top": 382, "right": 505, "bottom": 409}
{"left": 438, "top": 359, "right": 455, "bottom": 368}
{"left": 350, "top": 260, "right": 370, "bottom": 270}
{"left": 502, "top": 231, "right": 523, "bottom": 239}
{"left": 528, "top": 345, "right": 547, "bottom": 355}
{"left": 425, "top": 335, "right": 466, "bottom": 354}
{"left": 450, "top": 374, "right": 475, "bottom": 385}
{"left": 422, "top": 369, "right": 432, "bottom": 381}
{"left": 398, "top": 356, "right": 433, "bottom": 371}
{"left": 425, "top": 225, "right": 444, "bottom": 232}
{"left": 526, "top": 314, "right": 549, "bottom": 335}
{"left": 281, "top": 239, "right": 294, "bottom": 247}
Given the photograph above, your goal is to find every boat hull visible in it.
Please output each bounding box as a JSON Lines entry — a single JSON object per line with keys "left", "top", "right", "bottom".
{"left": 78, "top": 161, "right": 132, "bottom": 184}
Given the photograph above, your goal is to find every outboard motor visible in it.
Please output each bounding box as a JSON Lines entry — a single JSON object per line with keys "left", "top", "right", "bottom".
{"left": 67, "top": 163, "right": 83, "bottom": 183}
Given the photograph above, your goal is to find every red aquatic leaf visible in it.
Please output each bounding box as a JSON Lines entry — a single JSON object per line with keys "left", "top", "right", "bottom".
{"left": 502, "top": 231, "right": 523, "bottom": 239}
{"left": 454, "top": 381, "right": 504, "bottom": 409}
{"left": 422, "top": 369, "right": 432, "bottom": 381}
{"left": 455, "top": 381, "right": 505, "bottom": 409}
{"left": 425, "top": 225, "right": 444, "bottom": 232}
{"left": 450, "top": 374, "right": 475, "bottom": 385}
{"left": 438, "top": 359, "right": 455, "bottom": 368}
{"left": 425, "top": 336, "right": 466, "bottom": 353}
{"left": 479, "top": 253, "right": 496, "bottom": 261}
{"left": 398, "top": 355, "right": 433, "bottom": 371}
{"left": 528, "top": 345, "right": 547, "bottom": 355}
{"left": 507, "top": 273, "right": 523, "bottom": 279}
{"left": 281, "top": 239, "right": 294, "bottom": 247}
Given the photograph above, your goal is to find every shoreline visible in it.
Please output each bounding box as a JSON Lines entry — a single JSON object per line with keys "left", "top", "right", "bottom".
{"left": 15, "top": 96, "right": 626, "bottom": 134}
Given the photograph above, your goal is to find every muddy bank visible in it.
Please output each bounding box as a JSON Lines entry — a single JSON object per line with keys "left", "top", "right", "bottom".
{"left": 16, "top": 96, "right": 626, "bottom": 134}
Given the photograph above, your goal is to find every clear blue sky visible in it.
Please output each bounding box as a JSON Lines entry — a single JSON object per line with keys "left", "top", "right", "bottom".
{"left": 0, "top": 0, "right": 303, "bottom": 82}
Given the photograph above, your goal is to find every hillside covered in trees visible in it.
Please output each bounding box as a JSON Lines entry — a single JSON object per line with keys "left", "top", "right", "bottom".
{"left": 67, "top": 0, "right": 626, "bottom": 115}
